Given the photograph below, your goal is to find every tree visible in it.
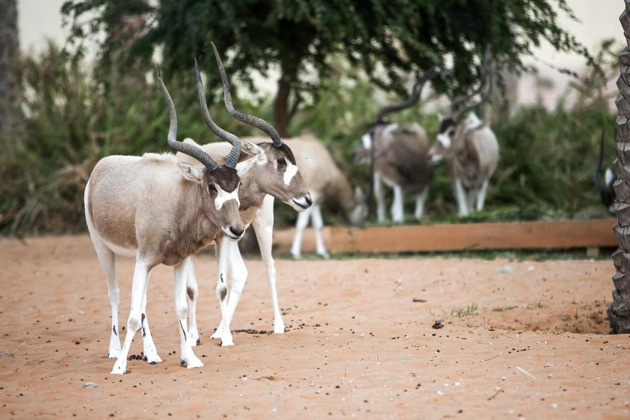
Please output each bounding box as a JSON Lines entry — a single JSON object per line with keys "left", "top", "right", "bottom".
{"left": 0, "top": 0, "right": 19, "bottom": 140}
{"left": 610, "top": 2, "right": 630, "bottom": 334}
{"left": 62, "top": 0, "right": 592, "bottom": 137}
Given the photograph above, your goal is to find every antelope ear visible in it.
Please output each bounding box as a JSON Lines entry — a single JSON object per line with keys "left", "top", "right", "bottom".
{"left": 240, "top": 139, "right": 263, "bottom": 156}
{"left": 177, "top": 161, "right": 205, "bottom": 184}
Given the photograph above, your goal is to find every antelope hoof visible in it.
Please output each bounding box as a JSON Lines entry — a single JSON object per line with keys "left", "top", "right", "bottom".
{"left": 220, "top": 334, "right": 234, "bottom": 347}
{"left": 111, "top": 359, "right": 127, "bottom": 375}
{"left": 211, "top": 324, "right": 224, "bottom": 340}
{"left": 181, "top": 356, "right": 204, "bottom": 369}
{"left": 273, "top": 320, "right": 286, "bottom": 334}
{"left": 143, "top": 347, "right": 162, "bottom": 365}
{"left": 144, "top": 354, "right": 162, "bottom": 365}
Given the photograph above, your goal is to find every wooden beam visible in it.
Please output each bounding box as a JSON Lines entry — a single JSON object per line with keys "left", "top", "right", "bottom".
{"left": 272, "top": 219, "right": 618, "bottom": 254}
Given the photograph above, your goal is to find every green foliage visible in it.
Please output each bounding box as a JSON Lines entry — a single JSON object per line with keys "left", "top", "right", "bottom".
{"left": 0, "top": 39, "right": 616, "bottom": 236}
{"left": 0, "top": 44, "right": 263, "bottom": 235}
{"left": 61, "top": 0, "right": 595, "bottom": 135}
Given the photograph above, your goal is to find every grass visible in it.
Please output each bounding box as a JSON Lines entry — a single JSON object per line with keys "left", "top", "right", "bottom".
{"left": 451, "top": 303, "right": 479, "bottom": 318}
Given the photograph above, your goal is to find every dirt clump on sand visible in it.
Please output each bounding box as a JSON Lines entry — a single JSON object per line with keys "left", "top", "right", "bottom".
{"left": 0, "top": 235, "right": 628, "bottom": 418}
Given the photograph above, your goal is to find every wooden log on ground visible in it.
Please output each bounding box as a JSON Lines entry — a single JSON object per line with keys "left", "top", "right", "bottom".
{"left": 272, "top": 218, "right": 617, "bottom": 254}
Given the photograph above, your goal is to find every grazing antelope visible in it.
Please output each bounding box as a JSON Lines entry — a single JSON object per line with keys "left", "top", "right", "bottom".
{"left": 427, "top": 54, "right": 499, "bottom": 217}
{"left": 175, "top": 43, "right": 312, "bottom": 347}
{"left": 283, "top": 135, "right": 368, "bottom": 259}
{"left": 354, "top": 71, "right": 435, "bottom": 223}
{"left": 84, "top": 65, "right": 245, "bottom": 374}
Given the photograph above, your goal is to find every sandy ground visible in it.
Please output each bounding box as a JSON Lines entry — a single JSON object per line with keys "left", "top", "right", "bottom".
{"left": 0, "top": 235, "right": 628, "bottom": 419}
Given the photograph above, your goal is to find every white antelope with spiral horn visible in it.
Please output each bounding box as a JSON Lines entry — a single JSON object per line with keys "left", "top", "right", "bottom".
{"left": 84, "top": 65, "right": 245, "bottom": 374}
{"left": 354, "top": 70, "right": 436, "bottom": 223}
{"left": 177, "top": 43, "right": 313, "bottom": 347}
{"left": 428, "top": 50, "right": 499, "bottom": 217}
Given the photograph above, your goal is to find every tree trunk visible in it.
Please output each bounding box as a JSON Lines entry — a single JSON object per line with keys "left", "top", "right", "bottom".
{"left": 273, "top": 77, "right": 291, "bottom": 138}
{"left": 609, "top": 1, "right": 630, "bottom": 334}
{"left": 0, "top": 0, "right": 19, "bottom": 138}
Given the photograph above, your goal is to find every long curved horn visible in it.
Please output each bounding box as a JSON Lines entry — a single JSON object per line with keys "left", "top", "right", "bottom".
{"left": 452, "top": 65, "right": 493, "bottom": 121}
{"left": 194, "top": 58, "right": 242, "bottom": 168}
{"left": 451, "top": 46, "right": 494, "bottom": 120}
{"left": 375, "top": 68, "right": 437, "bottom": 123}
{"left": 210, "top": 42, "right": 285, "bottom": 148}
{"left": 156, "top": 64, "right": 219, "bottom": 171}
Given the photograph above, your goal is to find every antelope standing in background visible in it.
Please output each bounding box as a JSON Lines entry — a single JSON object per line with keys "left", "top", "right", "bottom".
{"left": 84, "top": 66, "right": 245, "bottom": 374}
{"left": 234, "top": 135, "right": 367, "bottom": 259}
{"left": 428, "top": 53, "right": 499, "bottom": 217}
{"left": 287, "top": 135, "right": 368, "bottom": 259}
{"left": 354, "top": 71, "right": 435, "bottom": 223}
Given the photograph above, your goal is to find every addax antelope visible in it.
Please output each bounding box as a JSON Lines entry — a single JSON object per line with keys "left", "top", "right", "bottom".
{"left": 177, "top": 43, "right": 312, "bottom": 346}
{"left": 84, "top": 65, "right": 244, "bottom": 374}
{"left": 354, "top": 70, "right": 435, "bottom": 223}
{"left": 428, "top": 51, "right": 499, "bottom": 217}
{"left": 284, "top": 135, "right": 368, "bottom": 259}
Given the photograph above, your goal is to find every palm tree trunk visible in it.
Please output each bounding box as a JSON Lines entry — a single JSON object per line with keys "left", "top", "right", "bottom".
{"left": 609, "top": 2, "right": 630, "bottom": 333}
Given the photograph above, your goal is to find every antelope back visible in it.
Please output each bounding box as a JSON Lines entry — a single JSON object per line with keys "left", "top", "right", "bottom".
{"left": 87, "top": 153, "right": 244, "bottom": 261}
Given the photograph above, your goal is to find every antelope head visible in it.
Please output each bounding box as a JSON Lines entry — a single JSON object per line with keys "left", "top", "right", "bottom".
{"left": 206, "top": 43, "right": 312, "bottom": 212}
{"left": 157, "top": 65, "right": 244, "bottom": 240}
{"left": 428, "top": 48, "right": 494, "bottom": 165}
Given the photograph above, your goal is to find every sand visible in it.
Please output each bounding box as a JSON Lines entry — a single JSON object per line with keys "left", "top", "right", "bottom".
{"left": 0, "top": 235, "right": 628, "bottom": 419}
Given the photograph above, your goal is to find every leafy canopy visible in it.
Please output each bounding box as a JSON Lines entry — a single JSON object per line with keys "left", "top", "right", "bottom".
{"left": 62, "top": 0, "right": 593, "bottom": 134}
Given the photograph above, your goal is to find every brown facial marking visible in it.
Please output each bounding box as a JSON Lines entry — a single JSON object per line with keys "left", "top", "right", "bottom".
{"left": 438, "top": 117, "right": 456, "bottom": 134}
{"left": 275, "top": 143, "right": 297, "bottom": 165}
{"left": 208, "top": 166, "right": 240, "bottom": 193}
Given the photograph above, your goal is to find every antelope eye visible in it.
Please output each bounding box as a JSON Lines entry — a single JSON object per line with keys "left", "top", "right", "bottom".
{"left": 277, "top": 158, "right": 286, "bottom": 166}
{"left": 208, "top": 184, "right": 217, "bottom": 193}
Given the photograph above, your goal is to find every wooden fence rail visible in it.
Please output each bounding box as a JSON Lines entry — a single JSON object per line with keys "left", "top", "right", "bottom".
{"left": 272, "top": 218, "right": 618, "bottom": 255}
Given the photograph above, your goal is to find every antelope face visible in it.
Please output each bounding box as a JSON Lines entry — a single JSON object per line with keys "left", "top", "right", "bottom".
{"left": 428, "top": 116, "right": 457, "bottom": 165}
{"left": 202, "top": 166, "right": 244, "bottom": 240}
{"left": 354, "top": 128, "right": 374, "bottom": 164}
{"left": 258, "top": 143, "right": 312, "bottom": 212}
